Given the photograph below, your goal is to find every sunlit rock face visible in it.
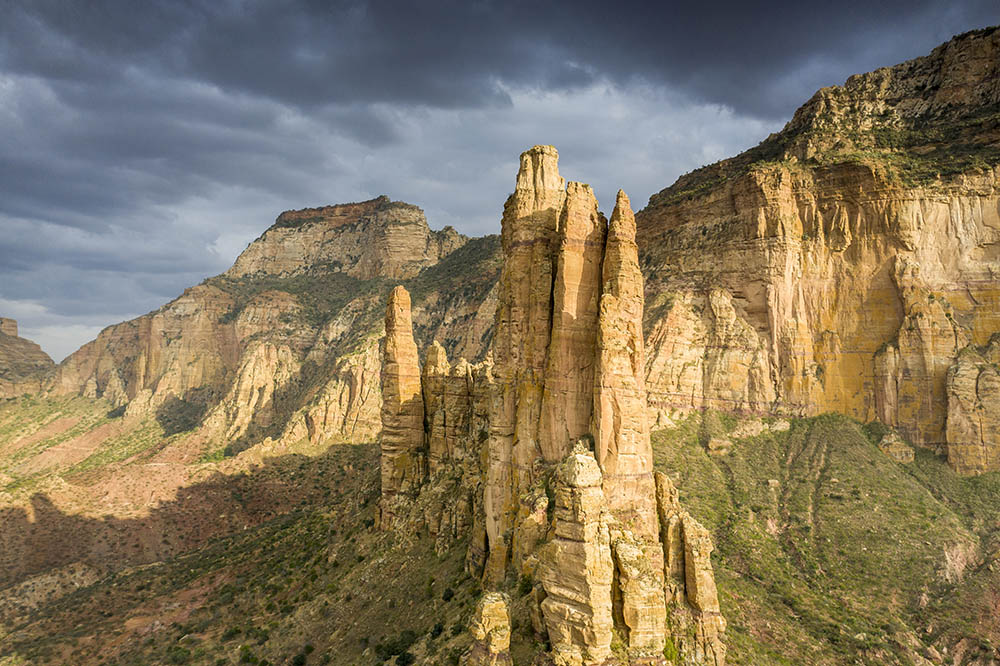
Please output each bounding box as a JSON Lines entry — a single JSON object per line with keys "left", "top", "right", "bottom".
{"left": 380, "top": 146, "right": 727, "bottom": 664}
{"left": 377, "top": 286, "right": 426, "bottom": 529}
{"left": 637, "top": 27, "right": 1000, "bottom": 474}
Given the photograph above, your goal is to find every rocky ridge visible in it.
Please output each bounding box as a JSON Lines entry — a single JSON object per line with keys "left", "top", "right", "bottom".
{"left": 46, "top": 197, "right": 494, "bottom": 455}
{"left": 378, "top": 146, "right": 724, "bottom": 665}
{"left": 0, "top": 318, "right": 54, "bottom": 398}
{"left": 34, "top": 29, "right": 1000, "bottom": 476}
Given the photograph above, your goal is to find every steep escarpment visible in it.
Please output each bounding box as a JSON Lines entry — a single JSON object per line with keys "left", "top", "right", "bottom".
{"left": 49, "top": 197, "right": 497, "bottom": 453}
{"left": 227, "top": 195, "right": 465, "bottom": 280}
{"left": 637, "top": 26, "right": 1000, "bottom": 473}
{"left": 379, "top": 146, "right": 725, "bottom": 665}
{"left": 0, "top": 318, "right": 54, "bottom": 398}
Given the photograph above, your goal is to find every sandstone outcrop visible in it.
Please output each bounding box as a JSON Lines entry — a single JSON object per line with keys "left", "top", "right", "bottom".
{"left": 879, "top": 431, "right": 915, "bottom": 464}
{"left": 656, "top": 472, "right": 726, "bottom": 666}
{"left": 378, "top": 286, "right": 426, "bottom": 528}
{"left": 637, "top": 27, "right": 1000, "bottom": 473}
{"left": 0, "top": 318, "right": 55, "bottom": 398}
{"left": 227, "top": 196, "right": 466, "bottom": 280}
{"left": 537, "top": 447, "right": 615, "bottom": 666}
{"left": 946, "top": 338, "right": 1000, "bottom": 475}
{"left": 44, "top": 195, "right": 496, "bottom": 458}
{"left": 379, "top": 146, "right": 725, "bottom": 664}
{"left": 459, "top": 592, "right": 514, "bottom": 666}
{"left": 594, "top": 191, "right": 659, "bottom": 541}
{"left": 460, "top": 593, "right": 513, "bottom": 666}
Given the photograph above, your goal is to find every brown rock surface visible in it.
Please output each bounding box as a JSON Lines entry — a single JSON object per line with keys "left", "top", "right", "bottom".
{"left": 487, "top": 145, "right": 567, "bottom": 555}
{"left": 537, "top": 447, "right": 614, "bottom": 666}
{"left": 538, "top": 182, "right": 606, "bottom": 461}
{"left": 637, "top": 30, "right": 1000, "bottom": 471}
{"left": 656, "top": 472, "right": 726, "bottom": 665}
{"left": 0, "top": 318, "right": 54, "bottom": 398}
{"left": 1, "top": 318, "right": 17, "bottom": 337}
{"left": 226, "top": 196, "right": 466, "bottom": 280}
{"left": 593, "top": 191, "right": 659, "bottom": 541}
{"left": 879, "top": 431, "right": 916, "bottom": 464}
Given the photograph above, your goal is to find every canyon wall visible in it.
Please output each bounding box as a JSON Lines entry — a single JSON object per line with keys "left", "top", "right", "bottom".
{"left": 44, "top": 198, "right": 495, "bottom": 452}
{"left": 637, "top": 27, "right": 1000, "bottom": 473}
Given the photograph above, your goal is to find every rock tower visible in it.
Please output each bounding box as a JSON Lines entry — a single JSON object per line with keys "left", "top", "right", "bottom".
{"left": 379, "top": 146, "right": 725, "bottom": 664}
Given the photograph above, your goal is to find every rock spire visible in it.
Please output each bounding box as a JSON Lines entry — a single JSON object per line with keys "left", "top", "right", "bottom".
{"left": 378, "top": 285, "right": 426, "bottom": 528}
{"left": 378, "top": 146, "right": 726, "bottom": 664}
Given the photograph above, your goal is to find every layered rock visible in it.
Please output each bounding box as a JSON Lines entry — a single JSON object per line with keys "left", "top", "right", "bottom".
{"left": 537, "top": 447, "right": 615, "bottom": 666}
{"left": 0, "top": 318, "right": 55, "bottom": 398}
{"left": 656, "top": 472, "right": 726, "bottom": 666}
{"left": 43, "top": 194, "right": 495, "bottom": 457}
{"left": 594, "top": 191, "right": 659, "bottom": 540}
{"left": 379, "top": 146, "right": 725, "bottom": 664}
{"left": 378, "top": 287, "right": 426, "bottom": 528}
{"left": 946, "top": 338, "right": 1000, "bottom": 475}
{"left": 637, "top": 27, "right": 1000, "bottom": 472}
{"left": 227, "top": 196, "right": 466, "bottom": 280}
{"left": 487, "top": 145, "right": 568, "bottom": 557}
{"left": 460, "top": 593, "right": 513, "bottom": 666}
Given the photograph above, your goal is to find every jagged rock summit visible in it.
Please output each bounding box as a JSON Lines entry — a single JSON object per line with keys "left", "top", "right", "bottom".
{"left": 379, "top": 146, "right": 725, "bottom": 665}
{"left": 0, "top": 317, "right": 54, "bottom": 398}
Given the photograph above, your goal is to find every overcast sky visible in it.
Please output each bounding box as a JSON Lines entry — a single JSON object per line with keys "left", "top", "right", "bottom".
{"left": 1, "top": 1, "right": 996, "bottom": 361}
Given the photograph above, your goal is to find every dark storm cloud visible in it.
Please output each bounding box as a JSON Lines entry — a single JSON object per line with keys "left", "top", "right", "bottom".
{"left": 3, "top": 0, "right": 996, "bottom": 118}
{"left": 0, "top": 0, "right": 996, "bottom": 360}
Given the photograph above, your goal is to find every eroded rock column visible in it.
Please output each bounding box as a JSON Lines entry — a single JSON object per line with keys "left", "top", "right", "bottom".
{"left": 460, "top": 593, "right": 514, "bottom": 666}
{"left": 593, "top": 190, "right": 659, "bottom": 540}
{"left": 539, "top": 182, "right": 607, "bottom": 461}
{"left": 379, "top": 286, "right": 426, "bottom": 528}
{"left": 946, "top": 339, "right": 1000, "bottom": 475}
{"left": 486, "top": 145, "right": 567, "bottom": 575}
{"left": 538, "top": 447, "right": 614, "bottom": 666}
{"left": 656, "top": 472, "right": 727, "bottom": 665}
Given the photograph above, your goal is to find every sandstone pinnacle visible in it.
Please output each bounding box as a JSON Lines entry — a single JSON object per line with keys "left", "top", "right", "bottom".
{"left": 378, "top": 285, "right": 426, "bottom": 528}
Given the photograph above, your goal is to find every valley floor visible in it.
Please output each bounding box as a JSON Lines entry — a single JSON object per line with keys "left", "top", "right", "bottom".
{"left": 2, "top": 397, "right": 1000, "bottom": 665}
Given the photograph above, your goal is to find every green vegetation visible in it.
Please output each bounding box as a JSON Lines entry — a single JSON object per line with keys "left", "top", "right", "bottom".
{"left": 207, "top": 268, "right": 386, "bottom": 329}
{"left": 653, "top": 93, "right": 1000, "bottom": 207}
{"left": 653, "top": 411, "right": 1000, "bottom": 665}
{"left": 0, "top": 444, "right": 481, "bottom": 666}
{"left": 403, "top": 235, "right": 501, "bottom": 308}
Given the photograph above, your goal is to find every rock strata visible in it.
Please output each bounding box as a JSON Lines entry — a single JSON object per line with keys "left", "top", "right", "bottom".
{"left": 946, "top": 338, "right": 1000, "bottom": 475}
{"left": 379, "top": 146, "right": 725, "bottom": 664}
{"left": 378, "top": 286, "right": 427, "bottom": 528}
{"left": 0, "top": 318, "right": 55, "bottom": 398}
{"left": 637, "top": 28, "right": 1000, "bottom": 474}
{"left": 656, "top": 472, "right": 727, "bottom": 665}
{"left": 538, "top": 447, "right": 615, "bottom": 666}
{"left": 460, "top": 593, "right": 513, "bottom": 666}
{"left": 227, "top": 196, "right": 466, "bottom": 280}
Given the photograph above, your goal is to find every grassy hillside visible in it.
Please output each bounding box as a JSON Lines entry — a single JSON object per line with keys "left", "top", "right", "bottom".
{"left": 0, "top": 444, "right": 485, "bottom": 666}
{"left": 653, "top": 412, "right": 1000, "bottom": 665}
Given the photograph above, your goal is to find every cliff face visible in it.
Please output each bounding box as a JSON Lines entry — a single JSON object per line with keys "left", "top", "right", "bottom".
{"left": 637, "top": 27, "right": 1000, "bottom": 473}
{"left": 0, "top": 318, "right": 54, "bottom": 398}
{"left": 380, "top": 147, "right": 725, "bottom": 665}
{"left": 227, "top": 195, "right": 465, "bottom": 280}
{"left": 48, "top": 198, "right": 495, "bottom": 452}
